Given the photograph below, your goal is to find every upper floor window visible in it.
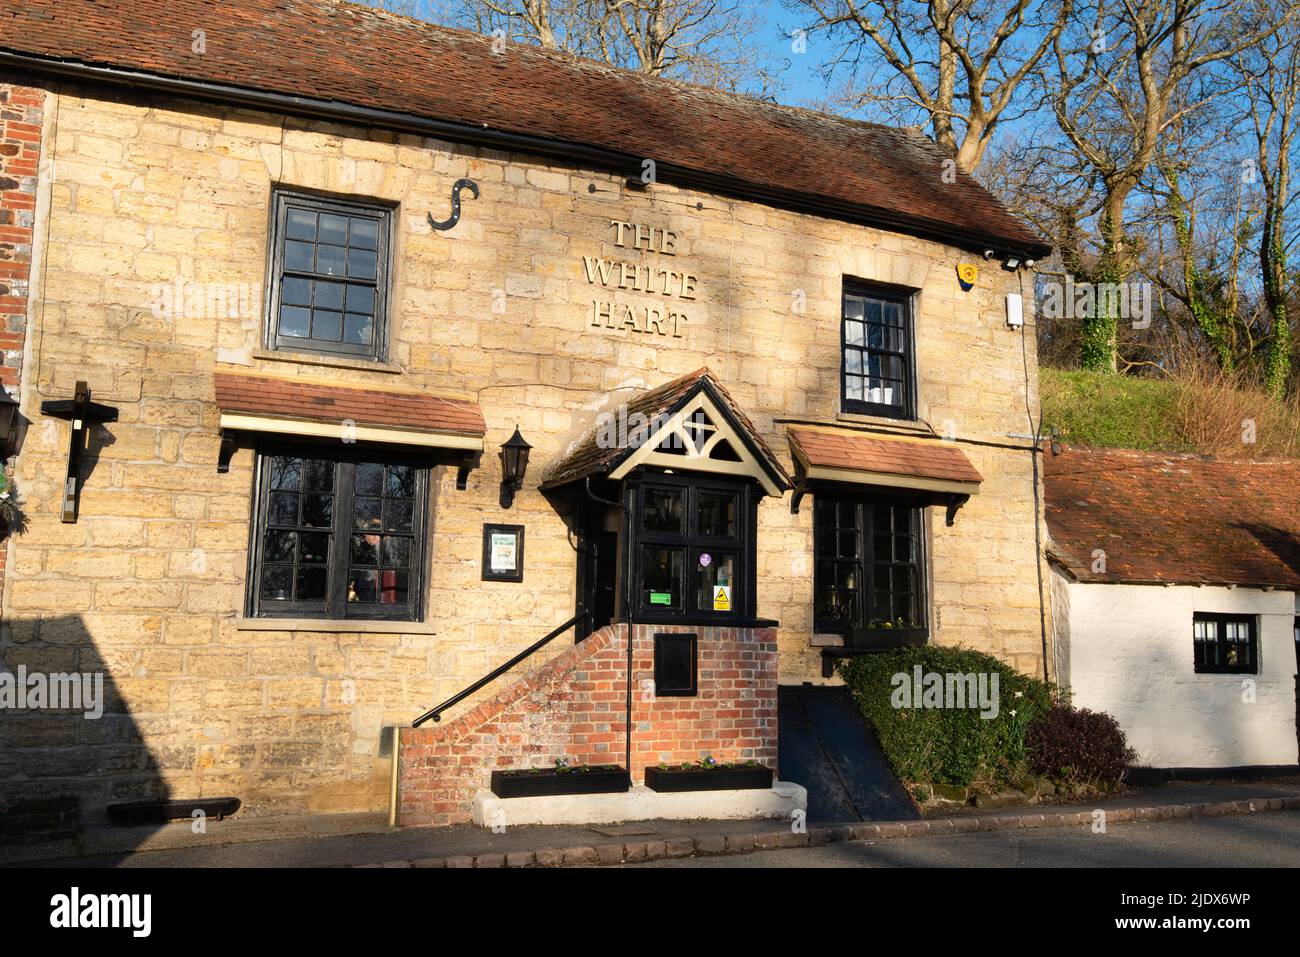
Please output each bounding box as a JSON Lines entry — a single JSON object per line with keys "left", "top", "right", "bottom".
{"left": 267, "top": 190, "right": 391, "bottom": 360}
{"left": 1192, "top": 613, "right": 1257, "bottom": 675}
{"left": 814, "top": 496, "right": 924, "bottom": 635}
{"left": 841, "top": 283, "right": 915, "bottom": 419}
{"left": 248, "top": 447, "right": 428, "bottom": 621}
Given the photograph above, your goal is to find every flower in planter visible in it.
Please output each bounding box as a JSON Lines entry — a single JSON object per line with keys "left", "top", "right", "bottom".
{"left": 703, "top": 755, "right": 717, "bottom": 767}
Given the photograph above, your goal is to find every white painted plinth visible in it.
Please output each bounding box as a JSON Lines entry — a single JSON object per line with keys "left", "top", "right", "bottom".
{"left": 472, "top": 781, "right": 806, "bottom": 828}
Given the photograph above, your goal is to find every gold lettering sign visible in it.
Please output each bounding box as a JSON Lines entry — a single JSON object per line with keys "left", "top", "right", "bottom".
{"left": 584, "top": 220, "right": 699, "bottom": 338}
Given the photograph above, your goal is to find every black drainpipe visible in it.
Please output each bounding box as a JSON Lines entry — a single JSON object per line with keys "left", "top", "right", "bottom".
{"left": 585, "top": 478, "right": 634, "bottom": 776}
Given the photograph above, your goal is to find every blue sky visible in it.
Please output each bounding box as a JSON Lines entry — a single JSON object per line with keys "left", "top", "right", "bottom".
{"left": 754, "top": 0, "right": 833, "bottom": 107}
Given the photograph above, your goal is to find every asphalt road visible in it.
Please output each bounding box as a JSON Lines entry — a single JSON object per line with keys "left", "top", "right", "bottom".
{"left": 630, "top": 811, "right": 1300, "bottom": 867}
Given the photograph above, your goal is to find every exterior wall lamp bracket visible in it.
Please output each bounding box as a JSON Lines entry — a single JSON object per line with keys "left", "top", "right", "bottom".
{"left": 498, "top": 427, "right": 531, "bottom": 509}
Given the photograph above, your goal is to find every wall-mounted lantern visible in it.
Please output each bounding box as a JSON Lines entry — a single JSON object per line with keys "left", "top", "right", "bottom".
{"left": 498, "top": 427, "right": 531, "bottom": 509}
{"left": 0, "top": 388, "right": 20, "bottom": 458}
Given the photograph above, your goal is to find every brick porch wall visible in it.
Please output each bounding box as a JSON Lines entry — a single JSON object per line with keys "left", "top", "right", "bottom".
{"left": 0, "top": 81, "right": 43, "bottom": 611}
{"left": 397, "top": 622, "right": 778, "bottom": 827}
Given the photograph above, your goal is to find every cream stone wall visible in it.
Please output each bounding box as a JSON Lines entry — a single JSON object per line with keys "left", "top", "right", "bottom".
{"left": 1, "top": 82, "right": 1051, "bottom": 821}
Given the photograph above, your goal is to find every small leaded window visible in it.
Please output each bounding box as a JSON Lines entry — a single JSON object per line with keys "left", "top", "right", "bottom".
{"left": 1192, "top": 613, "right": 1258, "bottom": 674}
{"left": 631, "top": 474, "right": 750, "bottom": 621}
{"left": 267, "top": 190, "right": 391, "bottom": 359}
{"left": 814, "top": 496, "right": 924, "bottom": 634}
{"left": 250, "top": 449, "right": 427, "bottom": 620}
{"left": 842, "top": 283, "right": 914, "bottom": 419}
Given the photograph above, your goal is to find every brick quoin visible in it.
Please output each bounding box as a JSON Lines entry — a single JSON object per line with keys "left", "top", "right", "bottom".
{"left": 397, "top": 623, "right": 779, "bottom": 827}
{"left": 0, "top": 82, "right": 43, "bottom": 612}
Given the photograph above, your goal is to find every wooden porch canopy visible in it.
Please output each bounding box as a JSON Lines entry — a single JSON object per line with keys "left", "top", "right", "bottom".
{"left": 540, "top": 367, "right": 792, "bottom": 497}
{"left": 213, "top": 368, "right": 486, "bottom": 483}
{"left": 786, "top": 425, "right": 983, "bottom": 525}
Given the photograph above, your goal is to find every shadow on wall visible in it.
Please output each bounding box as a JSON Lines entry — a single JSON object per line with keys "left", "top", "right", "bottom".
{"left": 0, "top": 613, "right": 168, "bottom": 857}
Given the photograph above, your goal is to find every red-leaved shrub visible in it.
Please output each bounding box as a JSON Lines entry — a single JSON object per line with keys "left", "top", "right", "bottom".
{"left": 1026, "top": 705, "right": 1136, "bottom": 791}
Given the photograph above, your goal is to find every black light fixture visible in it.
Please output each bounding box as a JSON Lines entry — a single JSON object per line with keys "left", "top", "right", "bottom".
{"left": 0, "top": 388, "right": 20, "bottom": 458}
{"left": 499, "top": 426, "right": 532, "bottom": 509}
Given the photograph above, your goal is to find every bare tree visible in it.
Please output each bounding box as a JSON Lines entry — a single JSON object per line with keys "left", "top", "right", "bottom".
{"left": 1049, "top": 0, "right": 1282, "bottom": 373}
{"left": 793, "top": 0, "right": 1073, "bottom": 173}
{"left": 1236, "top": 6, "right": 1300, "bottom": 397}
{"left": 434, "top": 0, "right": 770, "bottom": 88}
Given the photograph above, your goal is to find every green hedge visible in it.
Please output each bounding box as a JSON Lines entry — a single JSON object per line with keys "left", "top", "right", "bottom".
{"left": 838, "top": 646, "right": 1053, "bottom": 788}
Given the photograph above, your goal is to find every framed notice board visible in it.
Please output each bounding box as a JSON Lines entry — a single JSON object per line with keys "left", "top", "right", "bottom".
{"left": 481, "top": 524, "right": 525, "bottom": 582}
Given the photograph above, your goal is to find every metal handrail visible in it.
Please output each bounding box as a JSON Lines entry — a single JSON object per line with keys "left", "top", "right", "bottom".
{"left": 411, "top": 615, "right": 580, "bottom": 728}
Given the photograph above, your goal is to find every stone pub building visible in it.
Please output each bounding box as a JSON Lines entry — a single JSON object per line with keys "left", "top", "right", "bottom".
{"left": 0, "top": 0, "right": 1051, "bottom": 832}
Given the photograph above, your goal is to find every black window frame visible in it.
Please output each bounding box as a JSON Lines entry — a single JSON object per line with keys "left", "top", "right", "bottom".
{"left": 812, "top": 491, "right": 927, "bottom": 636}
{"left": 1192, "top": 612, "right": 1258, "bottom": 675}
{"left": 840, "top": 280, "right": 917, "bottom": 420}
{"left": 246, "top": 442, "right": 430, "bottom": 622}
{"left": 625, "top": 471, "right": 757, "bottom": 624}
{"left": 265, "top": 188, "right": 394, "bottom": 361}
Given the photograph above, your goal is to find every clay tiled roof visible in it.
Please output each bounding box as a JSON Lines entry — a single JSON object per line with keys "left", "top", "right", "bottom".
{"left": 214, "top": 370, "right": 486, "bottom": 436}
{"left": 540, "top": 367, "right": 790, "bottom": 492}
{"left": 787, "top": 426, "right": 984, "bottom": 486}
{"left": 0, "top": 0, "right": 1047, "bottom": 258}
{"left": 1044, "top": 445, "right": 1300, "bottom": 588}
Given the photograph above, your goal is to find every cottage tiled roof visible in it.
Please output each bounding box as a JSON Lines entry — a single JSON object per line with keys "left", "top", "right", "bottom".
{"left": 1044, "top": 445, "right": 1300, "bottom": 588}
{"left": 540, "top": 367, "right": 791, "bottom": 491}
{"left": 787, "top": 426, "right": 984, "bottom": 486}
{"left": 214, "top": 369, "right": 486, "bottom": 436}
{"left": 0, "top": 0, "right": 1048, "bottom": 257}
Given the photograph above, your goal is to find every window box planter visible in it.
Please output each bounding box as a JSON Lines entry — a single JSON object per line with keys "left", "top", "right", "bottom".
{"left": 107, "top": 797, "right": 241, "bottom": 826}
{"left": 644, "top": 763, "right": 774, "bottom": 792}
{"left": 490, "top": 765, "right": 630, "bottom": 799}
{"left": 844, "top": 627, "right": 927, "bottom": 650}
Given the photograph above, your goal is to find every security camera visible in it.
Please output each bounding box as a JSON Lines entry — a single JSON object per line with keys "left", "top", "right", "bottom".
{"left": 1024, "top": 259, "right": 1037, "bottom": 269}
{"left": 982, "top": 249, "right": 996, "bottom": 260}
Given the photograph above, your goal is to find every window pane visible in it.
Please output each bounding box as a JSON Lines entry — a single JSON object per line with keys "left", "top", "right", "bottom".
{"left": 348, "top": 569, "right": 377, "bottom": 603}
{"left": 312, "top": 310, "right": 343, "bottom": 341}
{"left": 346, "top": 285, "right": 375, "bottom": 315}
{"left": 816, "top": 561, "right": 860, "bottom": 623}
{"left": 302, "top": 493, "right": 333, "bottom": 528}
{"left": 845, "top": 320, "right": 865, "bottom": 346}
{"left": 844, "top": 296, "right": 863, "bottom": 321}
{"left": 347, "top": 248, "right": 378, "bottom": 281}
{"left": 261, "top": 566, "right": 292, "bottom": 600}
{"left": 269, "top": 492, "right": 299, "bottom": 526}
{"left": 643, "top": 487, "right": 684, "bottom": 533}
{"left": 386, "top": 465, "right": 415, "bottom": 498}
{"left": 845, "top": 350, "right": 862, "bottom": 374}
{"left": 384, "top": 500, "right": 414, "bottom": 533}
{"left": 314, "top": 280, "right": 345, "bottom": 311}
{"left": 299, "top": 532, "right": 329, "bottom": 564}
{"left": 845, "top": 375, "right": 864, "bottom": 401}
{"left": 697, "top": 491, "right": 736, "bottom": 537}
{"left": 351, "top": 533, "right": 380, "bottom": 566}
{"left": 265, "top": 529, "right": 296, "bottom": 563}
{"left": 642, "top": 546, "right": 683, "bottom": 610}
{"left": 270, "top": 457, "right": 303, "bottom": 490}
{"left": 344, "top": 314, "right": 373, "bottom": 345}
{"left": 296, "top": 566, "right": 328, "bottom": 601}
{"left": 382, "top": 536, "right": 411, "bottom": 568}
{"left": 282, "top": 277, "right": 312, "bottom": 306}
{"left": 318, "top": 213, "right": 349, "bottom": 245}
{"left": 284, "top": 240, "right": 314, "bottom": 272}
{"left": 304, "top": 459, "right": 334, "bottom": 492}
{"left": 350, "top": 217, "right": 379, "bottom": 250}
{"left": 695, "top": 552, "right": 736, "bottom": 613}
{"left": 379, "top": 570, "right": 408, "bottom": 604}
{"left": 316, "top": 244, "right": 346, "bottom": 277}
{"left": 279, "top": 305, "right": 310, "bottom": 338}
{"left": 354, "top": 497, "right": 382, "bottom": 529}
{"left": 286, "top": 207, "right": 316, "bottom": 240}
{"left": 355, "top": 462, "right": 384, "bottom": 497}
